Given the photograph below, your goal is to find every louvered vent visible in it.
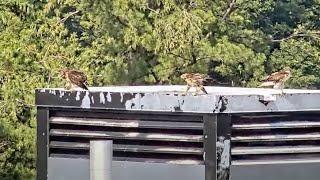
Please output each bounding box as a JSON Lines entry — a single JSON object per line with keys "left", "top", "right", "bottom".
{"left": 49, "top": 111, "right": 204, "bottom": 165}
{"left": 231, "top": 113, "right": 320, "bottom": 165}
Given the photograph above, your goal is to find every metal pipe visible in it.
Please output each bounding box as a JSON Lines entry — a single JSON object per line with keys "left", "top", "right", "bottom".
{"left": 90, "top": 140, "right": 113, "bottom": 180}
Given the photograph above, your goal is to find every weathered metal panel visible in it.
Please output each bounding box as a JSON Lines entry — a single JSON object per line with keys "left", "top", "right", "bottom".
{"left": 35, "top": 90, "right": 218, "bottom": 113}
{"left": 36, "top": 86, "right": 320, "bottom": 180}
{"left": 36, "top": 86, "right": 320, "bottom": 113}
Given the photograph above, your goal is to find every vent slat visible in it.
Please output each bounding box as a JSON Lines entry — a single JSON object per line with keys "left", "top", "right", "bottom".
{"left": 49, "top": 112, "right": 204, "bottom": 164}
{"left": 50, "top": 141, "right": 203, "bottom": 155}
{"left": 232, "top": 133, "right": 320, "bottom": 142}
{"left": 232, "top": 113, "right": 320, "bottom": 164}
{"left": 50, "top": 117, "right": 202, "bottom": 130}
{"left": 114, "top": 157, "right": 203, "bottom": 165}
{"left": 233, "top": 157, "right": 320, "bottom": 165}
{"left": 52, "top": 111, "right": 203, "bottom": 122}
{"left": 50, "top": 153, "right": 203, "bottom": 165}
{"left": 233, "top": 121, "right": 320, "bottom": 130}
{"left": 232, "top": 145, "right": 320, "bottom": 155}
{"left": 50, "top": 129, "right": 203, "bottom": 142}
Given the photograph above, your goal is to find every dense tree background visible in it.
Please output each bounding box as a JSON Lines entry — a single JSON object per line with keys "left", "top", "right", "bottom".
{"left": 0, "top": 0, "right": 319, "bottom": 179}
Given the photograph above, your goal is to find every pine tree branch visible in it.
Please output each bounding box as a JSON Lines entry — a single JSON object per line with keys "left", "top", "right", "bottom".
{"left": 271, "top": 31, "right": 320, "bottom": 42}
{"left": 57, "top": 10, "right": 80, "bottom": 24}
{"left": 0, "top": 141, "right": 9, "bottom": 152}
{"left": 114, "top": 15, "right": 129, "bottom": 27}
{"left": 145, "top": 58, "right": 160, "bottom": 84}
{"left": 146, "top": 6, "right": 159, "bottom": 14}
{"left": 168, "top": 52, "right": 190, "bottom": 61}
{"left": 16, "top": 99, "right": 35, "bottom": 107}
{"left": 222, "top": 0, "right": 236, "bottom": 20}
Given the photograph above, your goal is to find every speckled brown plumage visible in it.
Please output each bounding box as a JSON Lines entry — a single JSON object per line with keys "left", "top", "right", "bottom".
{"left": 180, "top": 73, "right": 213, "bottom": 95}
{"left": 259, "top": 67, "right": 292, "bottom": 89}
{"left": 60, "top": 68, "right": 89, "bottom": 90}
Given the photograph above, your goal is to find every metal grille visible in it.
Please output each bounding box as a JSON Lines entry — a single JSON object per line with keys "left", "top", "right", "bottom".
{"left": 231, "top": 113, "right": 320, "bottom": 165}
{"left": 49, "top": 111, "right": 204, "bottom": 165}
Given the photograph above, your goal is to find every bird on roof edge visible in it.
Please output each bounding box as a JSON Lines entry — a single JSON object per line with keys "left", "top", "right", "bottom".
{"left": 180, "top": 73, "right": 214, "bottom": 95}
{"left": 59, "top": 68, "right": 89, "bottom": 91}
{"left": 258, "top": 67, "right": 292, "bottom": 94}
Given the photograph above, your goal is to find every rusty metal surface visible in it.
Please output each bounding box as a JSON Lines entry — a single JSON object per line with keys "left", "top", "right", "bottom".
{"left": 36, "top": 86, "right": 320, "bottom": 113}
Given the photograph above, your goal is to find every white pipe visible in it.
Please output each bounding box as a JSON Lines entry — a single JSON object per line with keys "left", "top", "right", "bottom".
{"left": 90, "top": 140, "right": 113, "bottom": 180}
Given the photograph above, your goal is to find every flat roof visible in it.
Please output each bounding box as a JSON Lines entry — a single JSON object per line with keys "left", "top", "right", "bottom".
{"left": 37, "top": 85, "right": 320, "bottom": 95}
{"left": 36, "top": 86, "right": 320, "bottom": 113}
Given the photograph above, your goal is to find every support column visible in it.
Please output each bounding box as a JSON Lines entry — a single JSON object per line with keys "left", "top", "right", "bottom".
{"left": 90, "top": 140, "right": 113, "bottom": 180}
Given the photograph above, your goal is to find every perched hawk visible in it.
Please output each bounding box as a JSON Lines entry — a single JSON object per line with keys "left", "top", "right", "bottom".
{"left": 180, "top": 73, "right": 214, "bottom": 95}
{"left": 59, "top": 68, "right": 89, "bottom": 90}
{"left": 259, "top": 67, "right": 292, "bottom": 93}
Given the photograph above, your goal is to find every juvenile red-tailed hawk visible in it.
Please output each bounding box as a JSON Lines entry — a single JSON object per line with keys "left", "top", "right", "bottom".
{"left": 59, "top": 68, "right": 89, "bottom": 90}
{"left": 259, "top": 67, "right": 292, "bottom": 93}
{"left": 180, "top": 73, "right": 214, "bottom": 95}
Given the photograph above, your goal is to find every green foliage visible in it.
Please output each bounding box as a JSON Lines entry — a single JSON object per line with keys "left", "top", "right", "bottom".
{"left": 270, "top": 39, "right": 320, "bottom": 88}
{"left": 0, "top": 0, "right": 319, "bottom": 179}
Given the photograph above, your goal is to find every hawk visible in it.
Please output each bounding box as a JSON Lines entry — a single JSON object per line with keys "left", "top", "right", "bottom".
{"left": 259, "top": 67, "right": 292, "bottom": 93}
{"left": 59, "top": 68, "right": 89, "bottom": 90}
{"left": 180, "top": 73, "right": 214, "bottom": 95}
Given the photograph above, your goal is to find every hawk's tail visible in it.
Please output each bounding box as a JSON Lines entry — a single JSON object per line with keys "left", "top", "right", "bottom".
{"left": 80, "top": 81, "right": 89, "bottom": 90}
{"left": 200, "top": 86, "right": 208, "bottom": 94}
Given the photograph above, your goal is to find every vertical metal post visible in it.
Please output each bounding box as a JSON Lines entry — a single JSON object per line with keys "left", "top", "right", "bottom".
{"left": 90, "top": 140, "right": 113, "bottom": 180}
{"left": 216, "top": 114, "right": 231, "bottom": 180}
{"left": 204, "top": 114, "right": 217, "bottom": 180}
{"left": 36, "top": 108, "right": 49, "bottom": 180}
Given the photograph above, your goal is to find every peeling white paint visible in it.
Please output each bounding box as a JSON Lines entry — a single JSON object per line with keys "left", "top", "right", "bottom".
{"left": 125, "top": 94, "right": 141, "bottom": 109}
{"left": 129, "top": 93, "right": 216, "bottom": 112}
{"left": 80, "top": 91, "right": 90, "bottom": 108}
{"left": 120, "top": 93, "right": 124, "bottom": 103}
{"left": 49, "top": 90, "right": 56, "bottom": 95}
{"left": 106, "top": 92, "right": 112, "bottom": 102}
{"left": 75, "top": 91, "right": 81, "bottom": 101}
{"left": 36, "top": 85, "right": 320, "bottom": 114}
{"left": 99, "top": 92, "right": 106, "bottom": 104}
{"left": 59, "top": 91, "right": 65, "bottom": 98}
{"left": 91, "top": 96, "right": 94, "bottom": 104}
{"left": 221, "top": 139, "right": 230, "bottom": 167}
{"left": 260, "top": 93, "right": 277, "bottom": 101}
